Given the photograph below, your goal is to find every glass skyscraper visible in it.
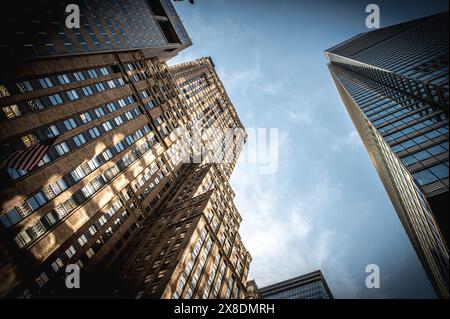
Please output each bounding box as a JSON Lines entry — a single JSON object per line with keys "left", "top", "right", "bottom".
{"left": 326, "top": 12, "right": 448, "bottom": 298}
{"left": 260, "top": 270, "right": 333, "bottom": 299}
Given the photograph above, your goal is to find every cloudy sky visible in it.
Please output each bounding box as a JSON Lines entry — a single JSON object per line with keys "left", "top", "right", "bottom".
{"left": 169, "top": 0, "right": 448, "bottom": 298}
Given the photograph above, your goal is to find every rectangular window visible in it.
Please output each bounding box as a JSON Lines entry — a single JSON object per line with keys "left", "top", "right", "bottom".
{"left": 38, "top": 77, "right": 53, "bottom": 89}
{"left": 66, "top": 89, "right": 79, "bottom": 101}
{"left": 63, "top": 118, "right": 77, "bottom": 130}
{"left": 55, "top": 142, "right": 70, "bottom": 156}
{"left": 65, "top": 245, "right": 76, "bottom": 258}
{"left": 102, "top": 121, "right": 113, "bottom": 131}
{"left": 94, "top": 107, "right": 106, "bottom": 117}
{"left": 46, "top": 124, "right": 60, "bottom": 137}
{"left": 2, "top": 104, "right": 22, "bottom": 119}
{"left": 89, "top": 127, "right": 101, "bottom": 139}
{"left": 82, "top": 86, "right": 94, "bottom": 96}
{"left": 114, "top": 116, "right": 124, "bottom": 126}
{"left": 57, "top": 74, "right": 70, "bottom": 85}
{"left": 73, "top": 134, "right": 86, "bottom": 146}
{"left": 80, "top": 112, "right": 92, "bottom": 124}
{"left": 73, "top": 71, "right": 85, "bottom": 81}
{"left": 49, "top": 93, "right": 63, "bottom": 106}
{"left": 17, "top": 80, "right": 34, "bottom": 92}
{"left": 71, "top": 166, "right": 86, "bottom": 182}
{"left": 107, "top": 103, "right": 117, "bottom": 112}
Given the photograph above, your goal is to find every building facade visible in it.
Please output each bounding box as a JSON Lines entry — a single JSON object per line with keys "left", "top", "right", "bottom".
{"left": 0, "top": 0, "right": 251, "bottom": 299}
{"left": 245, "top": 280, "right": 262, "bottom": 299}
{"left": 326, "top": 12, "right": 449, "bottom": 298}
{"left": 0, "top": 0, "right": 191, "bottom": 61}
{"left": 260, "top": 270, "right": 333, "bottom": 299}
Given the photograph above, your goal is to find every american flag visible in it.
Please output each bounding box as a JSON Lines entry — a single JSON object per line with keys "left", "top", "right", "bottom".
{"left": 2, "top": 137, "right": 57, "bottom": 171}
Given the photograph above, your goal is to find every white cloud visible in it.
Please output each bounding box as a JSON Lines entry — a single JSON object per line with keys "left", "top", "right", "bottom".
{"left": 288, "top": 108, "right": 313, "bottom": 125}
{"left": 230, "top": 133, "right": 356, "bottom": 291}
{"left": 332, "top": 129, "right": 363, "bottom": 151}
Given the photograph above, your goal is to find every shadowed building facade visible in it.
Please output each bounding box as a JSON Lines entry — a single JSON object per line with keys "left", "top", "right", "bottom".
{"left": 326, "top": 12, "right": 449, "bottom": 298}
{"left": 260, "top": 270, "right": 333, "bottom": 299}
{"left": 0, "top": 0, "right": 251, "bottom": 299}
{"left": 0, "top": 0, "right": 191, "bottom": 61}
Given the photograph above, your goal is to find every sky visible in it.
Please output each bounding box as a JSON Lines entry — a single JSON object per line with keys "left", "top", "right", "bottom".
{"left": 169, "top": 0, "right": 449, "bottom": 298}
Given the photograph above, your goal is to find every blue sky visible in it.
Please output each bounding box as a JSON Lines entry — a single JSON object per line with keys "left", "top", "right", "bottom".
{"left": 170, "top": 0, "right": 448, "bottom": 298}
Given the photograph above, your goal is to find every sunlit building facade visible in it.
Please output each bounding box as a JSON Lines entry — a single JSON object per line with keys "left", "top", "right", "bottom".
{"left": 260, "top": 270, "right": 333, "bottom": 299}
{"left": 0, "top": 0, "right": 251, "bottom": 299}
{"left": 326, "top": 12, "right": 449, "bottom": 298}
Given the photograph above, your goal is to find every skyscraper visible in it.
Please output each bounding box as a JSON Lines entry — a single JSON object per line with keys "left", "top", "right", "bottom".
{"left": 0, "top": 0, "right": 191, "bottom": 61}
{"left": 260, "top": 270, "right": 333, "bottom": 299}
{"left": 0, "top": 0, "right": 250, "bottom": 299}
{"left": 326, "top": 12, "right": 449, "bottom": 298}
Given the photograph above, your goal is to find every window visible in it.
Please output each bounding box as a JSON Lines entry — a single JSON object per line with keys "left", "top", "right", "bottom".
{"left": 0, "top": 208, "right": 21, "bottom": 228}
{"left": 35, "top": 272, "right": 49, "bottom": 287}
{"left": 50, "top": 179, "right": 67, "bottom": 195}
{"left": 37, "top": 154, "right": 51, "bottom": 167}
{"left": 55, "top": 142, "right": 70, "bottom": 155}
{"left": 20, "top": 134, "right": 37, "bottom": 148}
{"left": 95, "top": 83, "right": 106, "bottom": 92}
{"left": 413, "top": 162, "right": 449, "bottom": 186}
{"left": 63, "top": 118, "right": 77, "bottom": 130}
{"left": 57, "top": 74, "right": 71, "bottom": 85}
{"left": 73, "top": 134, "right": 86, "bottom": 146}
{"left": 95, "top": 107, "right": 106, "bottom": 117}
{"left": 2, "top": 104, "right": 21, "bottom": 119}
{"left": 71, "top": 166, "right": 86, "bottom": 182}
{"left": 46, "top": 124, "right": 60, "bottom": 137}
{"left": 99, "top": 67, "right": 110, "bottom": 75}
{"left": 73, "top": 71, "right": 85, "bottom": 81}
{"left": 38, "top": 77, "right": 53, "bottom": 89}
{"left": 86, "top": 248, "right": 95, "bottom": 259}
{"left": 80, "top": 112, "right": 92, "bottom": 123}
{"left": 66, "top": 89, "right": 79, "bottom": 101}
{"left": 102, "top": 121, "right": 113, "bottom": 131}
{"left": 89, "top": 127, "right": 101, "bottom": 138}
{"left": 26, "top": 192, "right": 47, "bottom": 211}
{"left": 49, "top": 93, "right": 63, "bottom": 106}
{"left": 125, "top": 111, "right": 133, "bottom": 120}
{"left": 115, "top": 141, "right": 125, "bottom": 153}
{"left": 15, "top": 231, "right": 32, "bottom": 248}
{"left": 65, "top": 245, "right": 76, "bottom": 258}
{"left": 114, "top": 116, "right": 124, "bottom": 126}
{"left": 87, "top": 69, "right": 98, "bottom": 78}
{"left": 107, "top": 103, "right": 117, "bottom": 112}
{"left": 78, "top": 234, "right": 88, "bottom": 246}
{"left": 51, "top": 258, "right": 63, "bottom": 272}
{"left": 17, "top": 80, "right": 34, "bottom": 92}
{"left": 107, "top": 80, "right": 116, "bottom": 88}
{"left": 82, "top": 86, "right": 94, "bottom": 96}
{"left": 29, "top": 98, "right": 44, "bottom": 111}
{"left": 118, "top": 99, "right": 126, "bottom": 107}
{"left": 102, "top": 149, "right": 113, "bottom": 160}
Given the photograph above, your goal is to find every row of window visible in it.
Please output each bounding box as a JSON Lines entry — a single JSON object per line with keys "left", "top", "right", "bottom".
{"left": 171, "top": 229, "right": 208, "bottom": 299}
{"left": 413, "top": 161, "right": 449, "bottom": 186}
{"left": 15, "top": 66, "right": 113, "bottom": 95}
{"left": 12, "top": 124, "right": 157, "bottom": 248}
{"left": 39, "top": 201, "right": 130, "bottom": 289}
{"left": 375, "top": 107, "right": 435, "bottom": 131}
{"left": 50, "top": 199, "right": 124, "bottom": 273}
{"left": 400, "top": 142, "right": 448, "bottom": 167}
{"left": 6, "top": 96, "right": 139, "bottom": 181}
{"left": 4, "top": 106, "right": 141, "bottom": 225}
{"left": 390, "top": 126, "right": 449, "bottom": 153}
{"left": 2, "top": 76, "right": 126, "bottom": 120}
